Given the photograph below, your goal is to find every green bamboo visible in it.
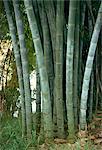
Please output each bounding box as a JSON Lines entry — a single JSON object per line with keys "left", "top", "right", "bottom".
{"left": 80, "top": 2, "right": 102, "bottom": 130}
{"left": 24, "top": 0, "right": 53, "bottom": 140}
{"left": 79, "top": 2, "right": 86, "bottom": 97}
{"left": 32, "top": 0, "right": 43, "bottom": 44}
{"left": 95, "top": 51, "right": 99, "bottom": 115}
{"left": 66, "top": 0, "right": 77, "bottom": 140}
{"left": 44, "top": 0, "right": 56, "bottom": 66}
{"left": 100, "top": 30, "right": 102, "bottom": 110}
{"left": 88, "top": 72, "right": 94, "bottom": 122}
{"left": 13, "top": 0, "right": 32, "bottom": 138}
{"left": 88, "top": 6, "right": 94, "bottom": 123}
{"left": 36, "top": 64, "right": 41, "bottom": 136}
{"left": 86, "top": 0, "right": 95, "bottom": 25}
{"left": 73, "top": 1, "right": 80, "bottom": 130}
{"left": 37, "top": 0, "right": 54, "bottom": 117}
{"left": 54, "top": 0, "right": 65, "bottom": 138}
{"left": 3, "top": 0, "right": 26, "bottom": 137}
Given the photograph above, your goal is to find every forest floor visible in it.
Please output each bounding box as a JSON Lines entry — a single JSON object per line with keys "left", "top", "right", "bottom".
{"left": 38, "top": 111, "right": 102, "bottom": 150}
{"left": 0, "top": 112, "right": 102, "bottom": 150}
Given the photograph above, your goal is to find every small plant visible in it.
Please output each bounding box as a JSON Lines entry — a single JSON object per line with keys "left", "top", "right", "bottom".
{"left": 0, "top": 118, "right": 27, "bottom": 150}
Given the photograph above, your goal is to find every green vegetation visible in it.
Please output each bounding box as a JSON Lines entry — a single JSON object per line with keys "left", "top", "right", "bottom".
{"left": 0, "top": 118, "right": 27, "bottom": 150}
{"left": 0, "top": 0, "right": 102, "bottom": 149}
{"left": 0, "top": 118, "right": 100, "bottom": 150}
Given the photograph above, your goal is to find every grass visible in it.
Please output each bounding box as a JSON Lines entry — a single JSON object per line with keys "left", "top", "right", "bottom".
{"left": 0, "top": 117, "right": 28, "bottom": 150}
{"left": 0, "top": 116, "right": 101, "bottom": 150}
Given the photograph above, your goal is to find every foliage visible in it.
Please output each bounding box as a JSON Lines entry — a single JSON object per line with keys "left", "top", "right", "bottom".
{"left": 0, "top": 118, "right": 27, "bottom": 150}
{"left": 7, "top": 58, "right": 18, "bottom": 86}
{"left": 4, "top": 87, "right": 19, "bottom": 112}
{"left": 0, "top": 117, "right": 38, "bottom": 150}
{"left": 0, "top": 117, "right": 101, "bottom": 150}
{"left": 4, "top": 59, "right": 19, "bottom": 112}
{"left": 0, "top": 1, "right": 9, "bottom": 39}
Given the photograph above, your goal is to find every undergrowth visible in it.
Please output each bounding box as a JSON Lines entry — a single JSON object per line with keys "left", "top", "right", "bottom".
{"left": 0, "top": 117, "right": 36, "bottom": 150}
{"left": 0, "top": 116, "right": 101, "bottom": 150}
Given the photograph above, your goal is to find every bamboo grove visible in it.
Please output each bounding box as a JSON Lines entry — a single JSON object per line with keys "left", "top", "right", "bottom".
{"left": 1, "top": 0, "right": 102, "bottom": 143}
